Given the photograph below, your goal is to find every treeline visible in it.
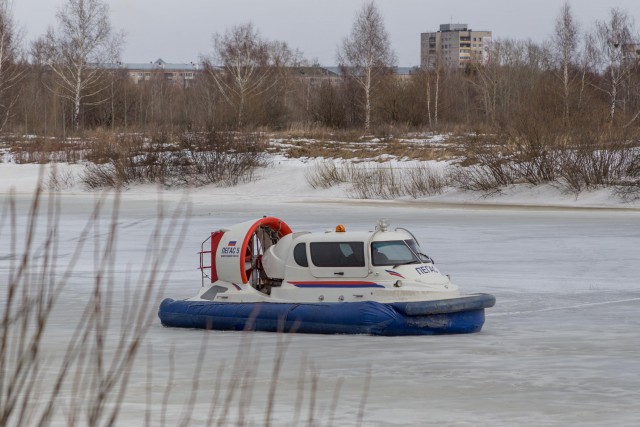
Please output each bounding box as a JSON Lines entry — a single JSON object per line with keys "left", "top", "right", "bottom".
{"left": 1, "top": 1, "right": 640, "bottom": 138}
{"left": 10, "top": 46, "right": 640, "bottom": 136}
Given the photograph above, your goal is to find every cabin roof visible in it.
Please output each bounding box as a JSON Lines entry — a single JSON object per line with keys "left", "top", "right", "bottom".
{"left": 295, "top": 229, "right": 413, "bottom": 243}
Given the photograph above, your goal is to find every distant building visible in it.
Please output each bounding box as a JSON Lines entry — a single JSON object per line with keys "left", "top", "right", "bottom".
{"left": 292, "top": 66, "right": 340, "bottom": 86}
{"left": 421, "top": 24, "right": 492, "bottom": 68}
{"left": 102, "top": 62, "right": 421, "bottom": 88}
{"left": 322, "top": 66, "right": 417, "bottom": 81}
{"left": 623, "top": 43, "right": 640, "bottom": 63}
{"left": 109, "top": 59, "right": 202, "bottom": 87}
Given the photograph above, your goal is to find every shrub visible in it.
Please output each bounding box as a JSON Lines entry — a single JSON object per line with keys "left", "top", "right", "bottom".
{"left": 81, "top": 131, "right": 268, "bottom": 189}
{"left": 348, "top": 164, "right": 404, "bottom": 199}
{"left": 453, "top": 130, "right": 640, "bottom": 196}
{"left": 304, "top": 160, "right": 349, "bottom": 189}
{"left": 403, "top": 163, "right": 447, "bottom": 197}
{"left": 305, "top": 160, "right": 447, "bottom": 199}
{"left": 180, "top": 131, "right": 268, "bottom": 186}
{"left": 45, "top": 165, "right": 77, "bottom": 191}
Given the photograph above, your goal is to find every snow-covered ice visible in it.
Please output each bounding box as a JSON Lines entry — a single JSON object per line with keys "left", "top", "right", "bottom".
{"left": 1, "top": 159, "right": 640, "bottom": 426}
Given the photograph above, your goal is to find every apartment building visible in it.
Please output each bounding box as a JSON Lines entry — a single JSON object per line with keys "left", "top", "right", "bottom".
{"left": 421, "top": 24, "right": 492, "bottom": 68}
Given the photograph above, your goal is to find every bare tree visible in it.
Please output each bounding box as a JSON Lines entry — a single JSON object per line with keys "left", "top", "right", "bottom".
{"left": 266, "top": 40, "right": 304, "bottom": 125}
{"left": 576, "top": 32, "right": 597, "bottom": 114}
{"left": 552, "top": 1, "right": 579, "bottom": 125}
{"left": 37, "top": 0, "right": 123, "bottom": 130}
{"left": 337, "top": 1, "right": 396, "bottom": 131}
{"left": 469, "top": 39, "right": 551, "bottom": 125}
{"left": 203, "top": 23, "right": 300, "bottom": 128}
{"left": 592, "top": 8, "right": 635, "bottom": 126}
{"left": 0, "top": 0, "right": 24, "bottom": 131}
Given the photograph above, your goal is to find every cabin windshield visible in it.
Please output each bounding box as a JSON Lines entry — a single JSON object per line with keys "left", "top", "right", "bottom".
{"left": 371, "top": 239, "right": 426, "bottom": 266}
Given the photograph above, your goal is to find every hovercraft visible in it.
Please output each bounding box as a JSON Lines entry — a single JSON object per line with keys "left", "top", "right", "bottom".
{"left": 158, "top": 217, "right": 495, "bottom": 335}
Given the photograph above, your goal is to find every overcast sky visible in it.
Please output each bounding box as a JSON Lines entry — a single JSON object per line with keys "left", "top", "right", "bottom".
{"left": 11, "top": 0, "right": 640, "bottom": 66}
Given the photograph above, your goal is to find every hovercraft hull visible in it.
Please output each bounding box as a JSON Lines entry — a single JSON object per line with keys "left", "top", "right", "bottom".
{"left": 158, "top": 293, "right": 495, "bottom": 336}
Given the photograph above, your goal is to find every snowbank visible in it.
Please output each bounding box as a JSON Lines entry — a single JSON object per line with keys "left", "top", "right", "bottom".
{"left": 2, "top": 155, "right": 638, "bottom": 210}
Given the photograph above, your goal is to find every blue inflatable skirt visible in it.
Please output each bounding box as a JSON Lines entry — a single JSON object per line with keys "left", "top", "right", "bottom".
{"left": 158, "top": 293, "right": 495, "bottom": 336}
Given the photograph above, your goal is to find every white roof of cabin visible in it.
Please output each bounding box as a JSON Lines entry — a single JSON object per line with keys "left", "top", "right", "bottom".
{"left": 295, "top": 229, "right": 413, "bottom": 243}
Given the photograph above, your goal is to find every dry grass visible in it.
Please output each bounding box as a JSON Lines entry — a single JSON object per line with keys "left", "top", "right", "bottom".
{"left": 276, "top": 124, "right": 373, "bottom": 142}
{"left": 269, "top": 132, "right": 465, "bottom": 161}
{"left": 0, "top": 184, "right": 189, "bottom": 426}
{"left": 0, "top": 183, "right": 372, "bottom": 426}
{"left": 5, "top": 129, "right": 467, "bottom": 165}
{"left": 8, "top": 136, "right": 88, "bottom": 164}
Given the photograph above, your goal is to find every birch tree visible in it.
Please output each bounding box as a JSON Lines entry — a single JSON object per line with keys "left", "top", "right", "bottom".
{"left": 428, "top": 51, "right": 443, "bottom": 127}
{"left": 592, "top": 8, "right": 635, "bottom": 126}
{"left": 0, "top": 0, "right": 24, "bottom": 131}
{"left": 39, "top": 0, "right": 123, "bottom": 130}
{"left": 576, "top": 32, "right": 597, "bottom": 114}
{"left": 551, "top": 2, "right": 579, "bottom": 126}
{"left": 337, "top": 1, "right": 396, "bottom": 131}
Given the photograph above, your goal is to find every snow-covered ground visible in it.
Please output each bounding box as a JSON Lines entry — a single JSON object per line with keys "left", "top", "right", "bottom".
{"left": 2, "top": 155, "right": 639, "bottom": 209}
{"left": 1, "top": 159, "right": 640, "bottom": 426}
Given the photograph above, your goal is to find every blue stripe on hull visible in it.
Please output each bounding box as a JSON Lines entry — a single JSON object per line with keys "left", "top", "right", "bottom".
{"left": 158, "top": 295, "right": 494, "bottom": 336}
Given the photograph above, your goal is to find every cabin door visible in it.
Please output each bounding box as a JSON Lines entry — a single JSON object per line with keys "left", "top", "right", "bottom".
{"left": 307, "top": 241, "right": 369, "bottom": 279}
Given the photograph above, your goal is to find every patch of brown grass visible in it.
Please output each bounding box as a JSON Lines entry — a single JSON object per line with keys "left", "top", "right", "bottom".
{"left": 9, "top": 136, "right": 88, "bottom": 164}
{"left": 268, "top": 133, "right": 464, "bottom": 162}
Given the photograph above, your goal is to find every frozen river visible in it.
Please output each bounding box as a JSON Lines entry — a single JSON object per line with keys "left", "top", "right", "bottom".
{"left": 2, "top": 192, "right": 640, "bottom": 426}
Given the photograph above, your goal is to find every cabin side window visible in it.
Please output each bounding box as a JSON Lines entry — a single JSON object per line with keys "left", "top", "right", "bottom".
{"left": 293, "top": 243, "right": 308, "bottom": 267}
{"left": 309, "top": 242, "right": 365, "bottom": 267}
